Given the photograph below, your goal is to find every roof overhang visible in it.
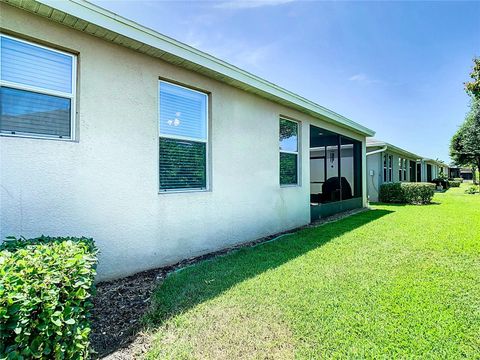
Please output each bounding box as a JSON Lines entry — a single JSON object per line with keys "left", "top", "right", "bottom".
{"left": 0, "top": 0, "right": 375, "bottom": 137}
{"left": 366, "top": 139, "right": 422, "bottom": 160}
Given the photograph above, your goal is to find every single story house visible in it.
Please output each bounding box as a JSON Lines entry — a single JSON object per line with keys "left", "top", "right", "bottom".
{"left": 366, "top": 138, "right": 449, "bottom": 201}
{"left": 0, "top": 0, "right": 374, "bottom": 280}
{"left": 366, "top": 138, "right": 423, "bottom": 202}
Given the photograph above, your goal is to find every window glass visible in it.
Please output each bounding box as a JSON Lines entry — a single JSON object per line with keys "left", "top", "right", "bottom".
{"left": 159, "top": 81, "right": 208, "bottom": 191}
{"left": 159, "top": 138, "right": 206, "bottom": 190}
{"left": 0, "top": 87, "right": 71, "bottom": 138}
{"left": 159, "top": 81, "right": 207, "bottom": 141}
{"left": 279, "top": 118, "right": 298, "bottom": 152}
{"left": 279, "top": 118, "right": 299, "bottom": 185}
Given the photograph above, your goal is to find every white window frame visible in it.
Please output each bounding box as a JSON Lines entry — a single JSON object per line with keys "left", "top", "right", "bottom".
{"left": 279, "top": 117, "right": 300, "bottom": 187}
{"left": 0, "top": 33, "right": 77, "bottom": 141}
{"left": 158, "top": 80, "right": 209, "bottom": 193}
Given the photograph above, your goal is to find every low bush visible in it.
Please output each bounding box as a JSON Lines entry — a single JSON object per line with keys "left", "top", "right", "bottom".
{"left": 379, "top": 183, "right": 404, "bottom": 203}
{"left": 0, "top": 236, "right": 97, "bottom": 359}
{"left": 401, "top": 183, "right": 435, "bottom": 204}
{"left": 454, "top": 177, "right": 464, "bottom": 183}
{"left": 379, "top": 182, "right": 435, "bottom": 204}
{"left": 449, "top": 180, "right": 461, "bottom": 187}
{"left": 465, "top": 185, "right": 479, "bottom": 194}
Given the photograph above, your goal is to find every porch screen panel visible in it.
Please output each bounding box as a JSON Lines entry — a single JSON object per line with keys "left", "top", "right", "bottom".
{"left": 159, "top": 81, "right": 208, "bottom": 191}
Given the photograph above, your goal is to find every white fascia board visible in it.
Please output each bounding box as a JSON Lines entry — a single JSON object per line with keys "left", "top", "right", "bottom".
{"left": 34, "top": 0, "right": 375, "bottom": 137}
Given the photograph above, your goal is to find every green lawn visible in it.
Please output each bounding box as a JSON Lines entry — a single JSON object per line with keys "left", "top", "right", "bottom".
{"left": 144, "top": 186, "right": 480, "bottom": 359}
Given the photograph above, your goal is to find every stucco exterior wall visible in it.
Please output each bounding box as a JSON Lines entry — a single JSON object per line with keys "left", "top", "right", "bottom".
{"left": 366, "top": 152, "right": 382, "bottom": 202}
{"left": 0, "top": 4, "right": 367, "bottom": 280}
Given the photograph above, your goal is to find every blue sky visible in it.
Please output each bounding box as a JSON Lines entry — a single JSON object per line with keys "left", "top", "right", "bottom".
{"left": 92, "top": 0, "right": 480, "bottom": 162}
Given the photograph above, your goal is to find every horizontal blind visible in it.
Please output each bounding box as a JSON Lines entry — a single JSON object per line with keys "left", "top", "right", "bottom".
{"left": 280, "top": 152, "right": 298, "bottom": 185}
{"left": 159, "top": 81, "right": 206, "bottom": 141}
{"left": 1, "top": 36, "right": 73, "bottom": 94}
{"left": 0, "top": 87, "right": 71, "bottom": 138}
{"left": 159, "top": 138, "right": 206, "bottom": 190}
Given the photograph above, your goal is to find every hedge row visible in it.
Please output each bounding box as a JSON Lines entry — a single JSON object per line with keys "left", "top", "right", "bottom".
{"left": 379, "top": 182, "right": 435, "bottom": 204}
{"left": 0, "top": 236, "right": 97, "bottom": 359}
{"left": 449, "top": 181, "right": 461, "bottom": 187}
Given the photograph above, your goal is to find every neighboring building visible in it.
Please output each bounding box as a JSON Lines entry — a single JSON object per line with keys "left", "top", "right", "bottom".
{"left": 460, "top": 168, "right": 474, "bottom": 181}
{"left": 421, "top": 158, "right": 448, "bottom": 182}
{"left": 449, "top": 167, "right": 461, "bottom": 179}
{"left": 366, "top": 139, "right": 450, "bottom": 201}
{"left": 0, "top": 0, "right": 374, "bottom": 280}
{"left": 366, "top": 139, "right": 422, "bottom": 202}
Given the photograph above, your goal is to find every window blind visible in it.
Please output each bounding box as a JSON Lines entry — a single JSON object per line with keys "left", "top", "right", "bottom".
{"left": 1, "top": 36, "right": 73, "bottom": 94}
{"left": 0, "top": 35, "right": 75, "bottom": 139}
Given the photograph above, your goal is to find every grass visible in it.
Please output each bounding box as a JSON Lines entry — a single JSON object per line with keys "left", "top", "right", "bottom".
{"left": 144, "top": 185, "right": 480, "bottom": 359}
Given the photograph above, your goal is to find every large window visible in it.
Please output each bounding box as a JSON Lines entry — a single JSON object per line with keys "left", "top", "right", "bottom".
{"left": 279, "top": 118, "right": 299, "bottom": 185}
{"left": 0, "top": 34, "right": 76, "bottom": 139}
{"left": 159, "top": 81, "right": 208, "bottom": 191}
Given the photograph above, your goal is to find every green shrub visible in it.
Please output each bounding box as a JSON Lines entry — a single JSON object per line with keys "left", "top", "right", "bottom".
{"left": 454, "top": 177, "right": 464, "bottom": 183}
{"left": 0, "top": 236, "right": 97, "bottom": 359}
{"left": 379, "top": 183, "right": 405, "bottom": 203}
{"left": 465, "top": 185, "right": 478, "bottom": 194}
{"left": 401, "top": 183, "right": 435, "bottom": 204}
{"left": 379, "top": 182, "right": 435, "bottom": 204}
{"left": 449, "top": 181, "right": 461, "bottom": 187}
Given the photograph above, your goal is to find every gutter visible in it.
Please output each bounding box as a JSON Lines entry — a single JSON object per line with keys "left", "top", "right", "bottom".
{"left": 366, "top": 146, "right": 387, "bottom": 156}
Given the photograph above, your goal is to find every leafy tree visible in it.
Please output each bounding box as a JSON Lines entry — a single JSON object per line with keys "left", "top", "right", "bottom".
{"left": 450, "top": 58, "right": 480, "bottom": 186}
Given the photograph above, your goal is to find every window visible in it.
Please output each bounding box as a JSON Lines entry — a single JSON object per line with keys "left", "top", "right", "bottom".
{"left": 398, "top": 158, "right": 403, "bottom": 181}
{"left": 279, "top": 118, "right": 299, "bottom": 185}
{"left": 398, "top": 158, "right": 407, "bottom": 181}
{"left": 383, "top": 154, "right": 393, "bottom": 182}
{"left": 0, "top": 34, "right": 76, "bottom": 139}
{"left": 159, "top": 81, "right": 208, "bottom": 191}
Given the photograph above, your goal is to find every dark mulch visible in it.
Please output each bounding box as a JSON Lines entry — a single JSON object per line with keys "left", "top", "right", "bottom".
{"left": 90, "top": 207, "right": 368, "bottom": 358}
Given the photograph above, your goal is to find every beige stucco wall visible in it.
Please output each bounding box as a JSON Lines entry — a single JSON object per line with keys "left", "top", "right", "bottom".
{"left": 0, "top": 4, "right": 367, "bottom": 280}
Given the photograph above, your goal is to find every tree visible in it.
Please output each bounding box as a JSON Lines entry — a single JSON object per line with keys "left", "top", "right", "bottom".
{"left": 450, "top": 58, "right": 480, "bottom": 186}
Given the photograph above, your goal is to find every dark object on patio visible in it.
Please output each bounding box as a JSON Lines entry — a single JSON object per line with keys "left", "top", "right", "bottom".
{"left": 321, "top": 177, "right": 352, "bottom": 202}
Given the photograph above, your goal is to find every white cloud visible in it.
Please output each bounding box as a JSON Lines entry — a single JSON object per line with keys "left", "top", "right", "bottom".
{"left": 214, "top": 0, "right": 295, "bottom": 10}
{"left": 348, "top": 73, "right": 383, "bottom": 85}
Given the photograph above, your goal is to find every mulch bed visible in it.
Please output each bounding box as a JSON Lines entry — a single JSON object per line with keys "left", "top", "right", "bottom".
{"left": 90, "top": 207, "right": 368, "bottom": 358}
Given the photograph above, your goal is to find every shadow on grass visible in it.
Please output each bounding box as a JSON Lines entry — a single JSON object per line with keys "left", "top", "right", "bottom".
{"left": 145, "top": 208, "right": 393, "bottom": 327}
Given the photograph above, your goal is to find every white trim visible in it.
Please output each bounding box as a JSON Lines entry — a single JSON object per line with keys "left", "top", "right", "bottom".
{"left": 158, "top": 80, "right": 210, "bottom": 193}
{"left": 279, "top": 117, "right": 300, "bottom": 186}
{"left": 7, "top": 0, "right": 374, "bottom": 137}
{"left": 0, "top": 33, "right": 77, "bottom": 140}
{"left": 0, "top": 80, "right": 74, "bottom": 99}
